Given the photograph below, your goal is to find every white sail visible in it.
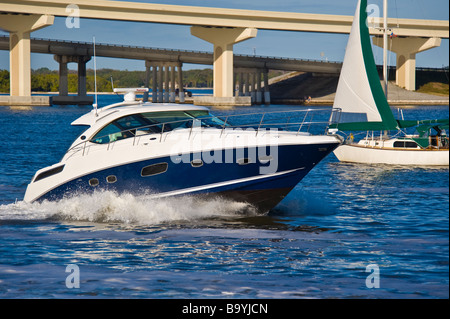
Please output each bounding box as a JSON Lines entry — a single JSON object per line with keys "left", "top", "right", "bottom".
{"left": 333, "top": 0, "right": 383, "bottom": 123}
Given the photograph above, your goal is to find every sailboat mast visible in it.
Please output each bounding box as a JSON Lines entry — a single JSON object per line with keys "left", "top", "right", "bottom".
{"left": 383, "top": 0, "right": 388, "bottom": 98}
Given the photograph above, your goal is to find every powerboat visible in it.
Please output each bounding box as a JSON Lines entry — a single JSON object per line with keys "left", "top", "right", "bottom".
{"left": 24, "top": 88, "right": 342, "bottom": 213}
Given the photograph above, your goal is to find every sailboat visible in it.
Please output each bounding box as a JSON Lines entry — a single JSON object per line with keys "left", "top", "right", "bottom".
{"left": 329, "top": 0, "right": 449, "bottom": 166}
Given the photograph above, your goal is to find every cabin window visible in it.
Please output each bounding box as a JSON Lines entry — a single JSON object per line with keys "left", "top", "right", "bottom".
{"left": 393, "top": 141, "right": 418, "bottom": 148}
{"left": 34, "top": 165, "right": 65, "bottom": 182}
{"left": 141, "top": 163, "right": 168, "bottom": 177}
{"left": 90, "top": 111, "right": 230, "bottom": 144}
{"left": 89, "top": 178, "right": 99, "bottom": 187}
{"left": 91, "top": 123, "right": 123, "bottom": 144}
{"left": 91, "top": 115, "right": 160, "bottom": 144}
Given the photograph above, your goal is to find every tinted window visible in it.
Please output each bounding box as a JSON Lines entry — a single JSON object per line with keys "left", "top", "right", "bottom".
{"left": 393, "top": 141, "right": 418, "bottom": 148}
{"left": 91, "top": 111, "right": 229, "bottom": 144}
{"left": 34, "top": 165, "right": 65, "bottom": 182}
{"left": 141, "top": 163, "right": 168, "bottom": 177}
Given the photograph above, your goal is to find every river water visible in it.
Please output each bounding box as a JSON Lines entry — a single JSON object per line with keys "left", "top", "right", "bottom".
{"left": 0, "top": 94, "right": 448, "bottom": 300}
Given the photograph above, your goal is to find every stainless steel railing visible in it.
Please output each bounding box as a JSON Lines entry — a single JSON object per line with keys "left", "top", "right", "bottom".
{"left": 64, "top": 107, "right": 341, "bottom": 159}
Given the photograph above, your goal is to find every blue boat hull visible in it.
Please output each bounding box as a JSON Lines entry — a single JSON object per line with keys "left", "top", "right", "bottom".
{"left": 36, "top": 143, "right": 338, "bottom": 212}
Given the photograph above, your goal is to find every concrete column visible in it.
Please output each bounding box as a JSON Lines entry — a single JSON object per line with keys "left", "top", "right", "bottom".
{"left": 144, "top": 61, "right": 151, "bottom": 102}
{"left": 245, "top": 73, "right": 250, "bottom": 96}
{"left": 233, "top": 72, "right": 238, "bottom": 97}
{"left": 239, "top": 72, "right": 244, "bottom": 96}
{"left": 263, "top": 70, "right": 270, "bottom": 105}
{"left": 191, "top": 26, "right": 257, "bottom": 98}
{"left": 152, "top": 65, "right": 157, "bottom": 103}
{"left": 256, "top": 70, "right": 262, "bottom": 104}
{"left": 170, "top": 65, "right": 176, "bottom": 102}
{"left": 158, "top": 65, "right": 164, "bottom": 103}
{"left": 373, "top": 36, "right": 441, "bottom": 91}
{"left": 54, "top": 55, "right": 68, "bottom": 96}
{"left": 77, "top": 56, "right": 91, "bottom": 96}
{"left": 250, "top": 72, "right": 256, "bottom": 103}
{"left": 0, "top": 14, "right": 54, "bottom": 97}
{"left": 177, "top": 64, "right": 185, "bottom": 103}
{"left": 164, "top": 65, "right": 169, "bottom": 102}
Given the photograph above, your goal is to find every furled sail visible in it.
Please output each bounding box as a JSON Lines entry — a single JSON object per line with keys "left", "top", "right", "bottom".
{"left": 331, "top": 0, "right": 398, "bottom": 131}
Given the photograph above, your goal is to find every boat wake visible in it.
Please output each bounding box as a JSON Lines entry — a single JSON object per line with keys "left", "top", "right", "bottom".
{"left": 0, "top": 191, "right": 257, "bottom": 225}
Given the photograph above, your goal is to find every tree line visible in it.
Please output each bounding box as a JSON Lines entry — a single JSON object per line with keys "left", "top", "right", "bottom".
{"left": 0, "top": 68, "right": 215, "bottom": 93}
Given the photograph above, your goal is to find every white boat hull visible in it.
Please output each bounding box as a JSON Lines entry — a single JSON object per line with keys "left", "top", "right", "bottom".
{"left": 334, "top": 144, "right": 449, "bottom": 166}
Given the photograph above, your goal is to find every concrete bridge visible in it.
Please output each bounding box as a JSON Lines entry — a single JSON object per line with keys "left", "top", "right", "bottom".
{"left": 0, "top": 35, "right": 343, "bottom": 105}
{"left": 0, "top": 0, "right": 448, "bottom": 106}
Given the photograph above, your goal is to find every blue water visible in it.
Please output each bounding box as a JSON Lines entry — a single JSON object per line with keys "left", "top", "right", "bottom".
{"left": 0, "top": 95, "right": 448, "bottom": 299}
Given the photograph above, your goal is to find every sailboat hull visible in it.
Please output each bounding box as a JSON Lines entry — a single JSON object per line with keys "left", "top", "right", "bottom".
{"left": 334, "top": 144, "right": 449, "bottom": 166}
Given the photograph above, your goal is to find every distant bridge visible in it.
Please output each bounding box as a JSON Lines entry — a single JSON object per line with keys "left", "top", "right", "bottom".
{"left": 0, "top": 36, "right": 342, "bottom": 73}
{"left": 0, "top": 35, "right": 342, "bottom": 105}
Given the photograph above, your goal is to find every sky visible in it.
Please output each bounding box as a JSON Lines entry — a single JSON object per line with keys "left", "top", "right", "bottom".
{"left": 0, "top": 0, "right": 448, "bottom": 71}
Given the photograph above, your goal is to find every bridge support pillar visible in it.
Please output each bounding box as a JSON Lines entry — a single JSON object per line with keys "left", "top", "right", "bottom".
{"left": 143, "top": 62, "right": 151, "bottom": 102}
{"left": 256, "top": 71, "right": 262, "bottom": 104}
{"left": 54, "top": 55, "right": 69, "bottom": 96}
{"left": 245, "top": 73, "right": 251, "bottom": 97}
{"left": 145, "top": 62, "right": 184, "bottom": 103}
{"left": 157, "top": 65, "right": 164, "bottom": 102}
{"left": 52, "top": 55, "right": 93, "bottom": 105}
{"left": 77, "top": 55, "right": 91, "bottom": 97}
{"left": 0, "top": 14, "right": 54, "bottom": 97}
{"left": 373, "top": 36, "right": 441, "bottom": 91}
{"left": 164, "top": 66, "right": 170, "bottom": 102}
{"left": 234, "top": 68, "right": 268, "bottom": 105}
{"left": 191, "top": 26, "right": 256, "bottom": 106}
{"left": 0, "top": 14, "right": 53, "bottom": 106}
{"left": 170, "top": 66, "right": 176, "bottom": 103}
{"left": 177, "top": 64, "right": 185, "bottom": 103}
{"left": 263, "top": 70, "right": 270, "bottom": 105}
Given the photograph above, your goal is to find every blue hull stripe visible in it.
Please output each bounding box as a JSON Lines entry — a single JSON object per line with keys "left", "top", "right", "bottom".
{"left": 36, "top": 143, "right": 337, "bottom": 202}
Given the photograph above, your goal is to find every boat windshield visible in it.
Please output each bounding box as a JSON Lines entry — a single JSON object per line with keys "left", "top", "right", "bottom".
{"left": 91, "top": 110, "right": 229, "bottom": 144}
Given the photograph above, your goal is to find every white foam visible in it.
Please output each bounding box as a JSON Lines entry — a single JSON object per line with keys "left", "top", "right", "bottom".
{"left": 0, "top": 191, "right": 255, "bottom": 225}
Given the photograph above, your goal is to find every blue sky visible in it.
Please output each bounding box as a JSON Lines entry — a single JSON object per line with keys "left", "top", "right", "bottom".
{"left": 0, "top": 0, "right": 448, "bottom": 71}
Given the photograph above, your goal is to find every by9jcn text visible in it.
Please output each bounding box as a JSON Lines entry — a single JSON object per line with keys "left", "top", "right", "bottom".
{"left": 182, "top": 303, "right": 268, "bottom": 317}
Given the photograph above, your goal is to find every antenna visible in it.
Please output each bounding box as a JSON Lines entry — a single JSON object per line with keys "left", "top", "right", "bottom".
{"left": 93, "top": 36, "right": 98, "bottom": 116}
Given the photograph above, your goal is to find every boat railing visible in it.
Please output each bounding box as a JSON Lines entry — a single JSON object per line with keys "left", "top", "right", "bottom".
{"left": 64, "top": 107, "right": 342, "bottom": 158}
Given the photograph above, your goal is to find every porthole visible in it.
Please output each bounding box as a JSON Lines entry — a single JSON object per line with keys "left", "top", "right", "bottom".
{"left": 258, "top": 156, "right": 273, "bottom": 164}
{"left": 141, "top": 162, "right": 168, "bottom": 177}
{"left": 191, "top": 159, "right": 203, "bottom": 167}
{"left": 237, "top": 158, "right": 252, "bottom": 165}
{"left": 89, "top": 178, "right": 99, "bottom": 187}
{"left": 106, "top": 175, "right": 117, "bottom": 183}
